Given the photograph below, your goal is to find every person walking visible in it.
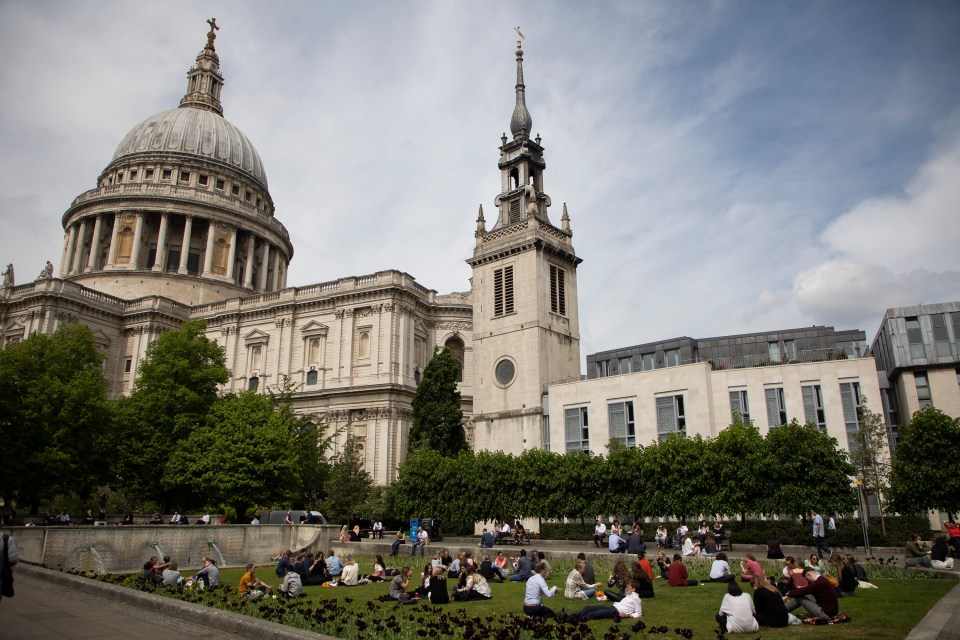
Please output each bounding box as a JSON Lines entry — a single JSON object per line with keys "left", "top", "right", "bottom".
{"left": 812, "top": 509, "right": 831, "bottom": 559}
{"left": 1, "top": 531, "right": 21, "bottom": 604}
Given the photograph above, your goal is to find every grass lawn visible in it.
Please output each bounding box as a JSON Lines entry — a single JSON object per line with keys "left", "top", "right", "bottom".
{"left": 104, "top": 555, "right": 955, "bottom": 640}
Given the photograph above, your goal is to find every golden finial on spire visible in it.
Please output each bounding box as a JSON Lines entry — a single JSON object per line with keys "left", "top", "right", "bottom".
{"left": 515, "top": 26, "right": 525, "bottom": 50}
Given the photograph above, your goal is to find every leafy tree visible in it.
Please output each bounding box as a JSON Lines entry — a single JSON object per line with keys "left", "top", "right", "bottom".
{"left": 639, "top": 434, "right": 710, "bottom": 521}
{"left": 889, "top": 407, "right": 960, "bottom": 515}
{"left": 323, "top": 435, "right": 373, "bottom": 524}
{"left": 0, "top": 324, "right": 112, "bottom": 513}
{"left": 271, "top": 377, "right": 335, "bottom": 509}
{"left": 408, "top": 347, "right": 466, "bottom": 457}
{"left": 514, "top": 448, "right": 569, "bottom": 521}
{"left": 113, "top": 319, "right": 228, "bottom": 510}
{"left": 706, "top": 420, "right": 770, "bottom": 526}
{"left": 391, "top": 447, "right": 455, "bottom": 519}
{"left": 601, "top": 444, "right": 646, "bottom": 517}
{"left": 849, "top": 401, "right": 892, "bottom": 535}
{"left": 163, "top": 391, "right": 300, "bottom": 519}
{"left": 762, "top": 419, "right": 857, "bottom": 518}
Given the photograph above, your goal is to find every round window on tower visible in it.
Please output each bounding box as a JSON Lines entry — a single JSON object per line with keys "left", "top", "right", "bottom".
{"left": 494, "top": 358, "right": 516, "bottom": 388}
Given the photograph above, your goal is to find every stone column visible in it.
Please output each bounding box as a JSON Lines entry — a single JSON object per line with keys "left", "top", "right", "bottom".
{"left": 258, "top": 242, "right": 271, "bottom": 291}
{"left": 106, "top": 213, "right": 121, "bottom": 268}
{"left": 243, "top": 234, "right": 256, "bottom": 288}
{"left": 203, "top": 220, "right": 216, "bottom": 275}
{"left": 272, "top": 249, "right": 282, "bottom": 291}
{"left": 70, "top": 218, "right": 88, "bottom": 275}
{"left": 129, "top": 212, "right": 145, "bottom": 269}
{"left": 153, "top": 212, "right": 170, "bottom": 272}
{"left": 226, "top": 226, "right": 238, "bottom": 281}
{"left": 178, "top": 215, "right": 194, "bottom": 274}
{"left": 62, "top": 223, "right": 77, "bottom": 276}
{"left": 85, "top": 214, "right": 103, "bottom": 272}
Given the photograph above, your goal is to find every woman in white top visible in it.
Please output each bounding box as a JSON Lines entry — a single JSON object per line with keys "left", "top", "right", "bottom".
{"left": 708, "top": 552, "right": 735, "bottom": 583}
{"left": 454, "top": 565, "right": 492, "bottom": 601}
{"left": 681, "top": 533, "right": 701, "bottom": 557}
{"left": 716, "top": 581, "right": 759, "bottom": 633}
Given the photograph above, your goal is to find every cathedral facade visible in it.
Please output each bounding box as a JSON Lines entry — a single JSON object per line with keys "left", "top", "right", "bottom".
{"left": 0, "top": 24, "right": 580, "bottom": 483}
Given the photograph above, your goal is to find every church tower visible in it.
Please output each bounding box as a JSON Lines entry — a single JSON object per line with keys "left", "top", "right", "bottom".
{"left": 468, "top": 36, "right": 582, "bottom": 455}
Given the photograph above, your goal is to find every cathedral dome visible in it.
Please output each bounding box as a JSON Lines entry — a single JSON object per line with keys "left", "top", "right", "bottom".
{"left": 111, "top": 106, "right": 268, "bottom": 190}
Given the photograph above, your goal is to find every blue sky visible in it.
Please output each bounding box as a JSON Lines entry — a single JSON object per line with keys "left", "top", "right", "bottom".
{"left": 1, "top": 0, "right": 958, "bottom": 364}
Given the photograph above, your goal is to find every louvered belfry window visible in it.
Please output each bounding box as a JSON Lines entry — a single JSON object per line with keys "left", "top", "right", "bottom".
{"left": 493, "top": 265, "right": 515, "bottom": 316}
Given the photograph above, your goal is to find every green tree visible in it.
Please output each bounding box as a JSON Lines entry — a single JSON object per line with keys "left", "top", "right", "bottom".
{"left": 271, "top": 377, "right": 335, "bottom": 509}
{"left": 113, "top": 319, "right": 229, "bottom": 510}
{"left": 639, "top": 434, "right": 710, "bottom": 520}
{"left": 762, "top": 419, "right": 857, "bottom": 518}
{"left": 324, "top": 435, "right": 373, "bottom": 524}
{"left": 408, "top": 347, "right": 466, "bottom": 457}
{"left": 391, "top": 447, "right": 455, "bottom": 519}
{"left": 163, "top": 391, "right": 300, "bottom": 519}
{"left": 890, "top": 406, "right": 960, "bottom": 515}
{"left": 849, "top": 401, "right": 892, "bottom": 535}
{"left": 706, "top": 420, "right": 770, "bottom": 526}
{"left": 0, "top": 324, "right": 112, "bottom": 513}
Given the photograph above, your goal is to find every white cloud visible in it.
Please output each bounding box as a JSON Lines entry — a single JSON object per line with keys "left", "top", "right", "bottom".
{"left": 794, "top": 120, "right": 960, "bottom": 328}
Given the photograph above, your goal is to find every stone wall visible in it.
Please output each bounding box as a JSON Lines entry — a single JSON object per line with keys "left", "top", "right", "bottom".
{"left": 1, "top": 524, "right": 337, "bottom": 574}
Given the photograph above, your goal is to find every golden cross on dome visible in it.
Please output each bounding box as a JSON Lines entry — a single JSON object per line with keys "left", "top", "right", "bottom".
{"left": 206, "top": 18, "right": 219, "bottom": 48}
{"left": 515, "top": 25, "right": 525, "bottom": 49}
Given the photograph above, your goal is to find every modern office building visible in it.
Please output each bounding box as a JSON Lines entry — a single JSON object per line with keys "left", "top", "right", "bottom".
{"left": 870, "top": 302, "right": 960, "bottom": 443}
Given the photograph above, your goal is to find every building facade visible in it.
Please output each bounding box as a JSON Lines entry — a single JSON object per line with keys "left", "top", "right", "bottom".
{"left": 870, "top": 302, "right": 960, "bottom": 442}
{"left": 0, "top": 24, "right": 581, "bottom": 483}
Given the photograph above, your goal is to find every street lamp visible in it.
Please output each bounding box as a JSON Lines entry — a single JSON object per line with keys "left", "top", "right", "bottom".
{"left": 855, "top": 480, "right": 871, "bottom": 557}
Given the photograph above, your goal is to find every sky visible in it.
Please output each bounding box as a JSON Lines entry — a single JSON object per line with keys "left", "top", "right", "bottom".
{"left": 1, "top": 0, "right": 959, "bottom": 365}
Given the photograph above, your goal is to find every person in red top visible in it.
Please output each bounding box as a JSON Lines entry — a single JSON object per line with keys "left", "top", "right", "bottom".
{"left": 784, "top": 568, "right": 839, "bottom": 620}
{"left": 636, "top": 552, "right": 654, "bottom": 582}
{"left": 667, "top": 554, "right": 698, "bottom": 586}
{"left": 943, "top": 519, "right": 960, "bottom": 556}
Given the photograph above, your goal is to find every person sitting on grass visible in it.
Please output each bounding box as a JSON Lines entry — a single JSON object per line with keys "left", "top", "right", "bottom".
{"left": 751, "top": 575, "right": 789, "bottom": 627}
{"left": 303, "top": 552, "right": 327, "bottom": 585}
{"left": 701, "top": 533, "right": 718, "bottom": 557}
{"left": 427, "top": 566, "right": 449, "bottom": 604}
{"left": 716, "top": 581, "right": 759, "bottom": 634}
{"left": 238, "top": 564, "right": 272, "bottom": 601}
{"left": 389, "top": 567, "right": 414, "bottom": 601}
{"left": 605, "top": 559, "right": 632, "bottom": 602}
{"left": 565, "top": 559, "right": 602, "bottom": 600}
{"left": 279, "top": 564, "right": 302, "bottom": 598}
{"left": 522, "top": 562, "right": 557, "bottom": 620}
{"left": 667, "top": 554, "right": 698, "bottom": 587}
{"left": 904, "top": 533, "right": 931, "bottom": 568}
{"left": 479, "top": 555, "right": 505, "bottom": 582}
{"left": 783, "top": 567, "right": 839, "bottom": 621}
{"left": 342, "top": 555, "right": 369, "bottom": 586}
{"left": 656, "top": 550, "right": 670, "bottom": 579}
{"left": 326, "top": 549, "right": 343, "bottom": 581}
{"left": 415, "top": 563, "right": 433, "bottom": 598}
{"left": 636, "top": 551, "right": 654, "bottom": 583}
{"left": 576, "top": 552, "right": 597, "bottom": 584}
{"left": 803, "top": 553, "right": 826, "bottom": 576}
{"left": 454, "top": 564, "right": 492, "bottom": 601}
{"left": 161, "top": 561, "right": 182, "bottom": 586}
{"left": 632, "top": 562, "right": 656, "bottom": 598}
{"left": 494, "top": 550, "right": 511, "bottom": 576}
{"left": 191, "top": 557, "right": 220, "bottom": 590}
{"left": 930, "top": 536, "right": 955, "bottom": 570}
{"left": 708, "top": 551, "right": 735, "bottom": 583}
{"left": 829, "top": 554, "right": 856, "bottom": 596}
{"left": 509, "top": 548, "right": 533, "bottom": 581}
{"left": 571, "top": 579, "right": 643, "bottom": 621}
{"left": 739, "top": 553, "right": 763, "bottom": 583}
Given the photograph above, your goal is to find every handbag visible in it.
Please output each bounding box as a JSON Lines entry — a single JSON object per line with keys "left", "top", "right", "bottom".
{"left": 1, "top": 534, "right": 13, "bottom": 597}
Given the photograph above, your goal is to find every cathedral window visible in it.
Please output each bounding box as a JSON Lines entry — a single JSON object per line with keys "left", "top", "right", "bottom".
{"left": 145, "top": 168, "right": 154, "bottom": 180}
{"left": 509, "top": 199, "right": 521, "bottom": 224}
{"left": 231, "top": 185, "right": 240, "bottom": 196}
{"left": 248, "top": 376, "right": 259, "bottom": 391}
{"left": 198, "top": 174, "right": 209, "bottom": 186}
{"left": 550, "top": 265, "right": 566, "bottom": 316}
{"left": 444, "top": 336, "right": 465, "bottom": 383}
{"left": 493, "top": 265, "right": 514, "bottom": 316}
{"left": 215, "top": 178, "right": 225, "bottom": 191}
{"left": 179, "top": 171, "right": 190, "bottom": 183}
{"left": 357, "top": 328, "right": 371, "bottom": 359}
{"left": 245, "top": 190, "right": 252, "bottom": 202}
{"left": 250, "top": 344, "right": 263, "bottom": 371}
{"left": 306, "top": 369, "right": 318, "bottom": 385}
{"left": 494, "top": 358, "right": 516, "bottom": 387}
{"left": 162, "top": 169, "right": 172, "bottom": 181}
{"left": 129, "top": 169, "right": 138, "bottom": 180}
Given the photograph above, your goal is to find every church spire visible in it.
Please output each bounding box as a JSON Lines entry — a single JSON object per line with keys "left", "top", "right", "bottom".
{"left": 509, "top": 28, "right": 532, "bottom": 140}
{"left": 179, "top": 18, "right": 225, "bottom": 116}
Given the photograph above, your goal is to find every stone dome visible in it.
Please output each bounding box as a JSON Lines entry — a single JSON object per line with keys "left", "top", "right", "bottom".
{"left": 111, "top": 107, "right": 268, "bottom": 190}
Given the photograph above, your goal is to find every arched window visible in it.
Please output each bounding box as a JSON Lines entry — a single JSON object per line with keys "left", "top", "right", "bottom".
{"left": 248, "top": 376, "right": 259, "bottom": 391}
{"left": 306, "top": 369, "right": 318, "bottom": 385}
{"left": 445, "top": 336, "right": 465, "bottom": 383}
{"left": 510, "top": 168, "right": 520, "bottom": 189}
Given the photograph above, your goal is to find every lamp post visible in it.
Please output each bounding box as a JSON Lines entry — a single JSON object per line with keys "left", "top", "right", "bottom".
{"left": 855, "top": 480, "right": 871, "bottom": 557}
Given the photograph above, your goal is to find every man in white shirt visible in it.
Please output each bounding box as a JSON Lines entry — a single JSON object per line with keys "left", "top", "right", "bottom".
{"left": 497, "top": 521, "right": 511, "bottom": 543}
{"left": 410, "top": 526, "right": 429, "bottom": 557}
{"left": 593, "top": 518, "right": 607, "bottom": 548}
{"left": 372, "top": 520, "right": 383, "bottom": 539}
{"left": 572, "top": 580, "right": 643, "bottom": 621}
{"left": 522, "top": 562, "right": 557, "bottom": 620}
